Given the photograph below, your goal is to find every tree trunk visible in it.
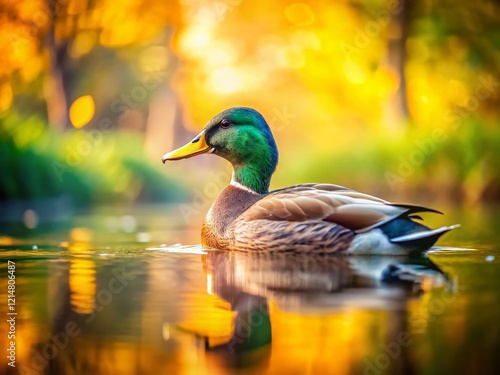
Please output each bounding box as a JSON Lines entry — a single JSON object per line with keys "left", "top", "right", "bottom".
{"left": 44, "top": 27, "right": 71, "bottom": 130}
{"left": 383, "top": 0, "right": 411, "bottom": 127}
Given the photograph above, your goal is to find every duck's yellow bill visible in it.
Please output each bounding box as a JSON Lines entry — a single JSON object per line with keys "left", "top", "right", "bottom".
{"left": 162, "top": 131, "right": 211, "bottom": 163}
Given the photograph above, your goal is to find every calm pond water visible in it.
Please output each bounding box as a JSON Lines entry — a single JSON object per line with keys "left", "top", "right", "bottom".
{"left": 0, "top": 205, "right": 499, "bottom": 375}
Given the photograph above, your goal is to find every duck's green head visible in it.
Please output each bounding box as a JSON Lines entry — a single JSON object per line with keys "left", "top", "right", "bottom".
{"left": 162, "top": 107, "right": 278, "bottom": 194}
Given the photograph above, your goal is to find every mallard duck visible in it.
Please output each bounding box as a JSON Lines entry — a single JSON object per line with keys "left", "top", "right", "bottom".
{"left": 162, "top": 107, "right": 458, "bottom": 254}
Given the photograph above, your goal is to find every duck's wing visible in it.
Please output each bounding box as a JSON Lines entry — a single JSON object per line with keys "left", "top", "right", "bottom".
{"left": 241, "top": 184, "right": 440, "bottom": 233}
{"left": 271, "top": 183, "right": 354, "bottom": 194}
{"left": 228, "top": 184, "right": 453, "bottom": 253}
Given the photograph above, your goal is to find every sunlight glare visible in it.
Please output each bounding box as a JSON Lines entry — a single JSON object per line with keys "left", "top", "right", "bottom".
{"left": 179, "top": 27, "right": 212, "bottom": 58}
{"left": 209, "top": 66, "right": 243, "bottom": 94}
{"left": 206, "top": 42, "right": 238, "bottom": 68}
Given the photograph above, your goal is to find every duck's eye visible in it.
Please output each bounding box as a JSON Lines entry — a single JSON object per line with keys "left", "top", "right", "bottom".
{"left": 220, "top": 119, "right": 232, "bottom": 129}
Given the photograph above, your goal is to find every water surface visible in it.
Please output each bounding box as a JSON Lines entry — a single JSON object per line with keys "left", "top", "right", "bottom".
{"left": 0, "top": 206, "right": 499, "bottom": 375}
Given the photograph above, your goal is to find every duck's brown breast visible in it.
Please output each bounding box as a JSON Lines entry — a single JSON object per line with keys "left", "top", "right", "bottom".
{"left": 202, "top": 184, "right": 263, "bottom": 249}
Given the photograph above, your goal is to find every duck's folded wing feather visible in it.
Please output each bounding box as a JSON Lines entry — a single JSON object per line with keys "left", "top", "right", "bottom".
{"left": 241, "top": 185, "right": 438, "bottom": 233}
{"left": 274, "top": 183, "right": 389, "bottom": 203}
{"left": 271, "top": 183, "right": 353, "bottom": 194}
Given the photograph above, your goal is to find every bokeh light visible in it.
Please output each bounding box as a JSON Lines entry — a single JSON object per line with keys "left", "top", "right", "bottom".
{"left": 69, "top": 95, "right": 95, "bottom": 128}
{"left": 0, "top": 83, "right": 13, "bottom": 112}
{"left": 0, "top": 0, "right": 498, "bottom": 210}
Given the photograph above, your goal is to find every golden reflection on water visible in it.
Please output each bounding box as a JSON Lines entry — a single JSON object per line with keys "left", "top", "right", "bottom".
{"left": 69, "top": 256, "right": 96, "bottom": 315}
{"left": 68, "top": 230, "right": 97, "bottom": 315}
{"left": 0, "top": 245, "right": 498, "bottom": 375}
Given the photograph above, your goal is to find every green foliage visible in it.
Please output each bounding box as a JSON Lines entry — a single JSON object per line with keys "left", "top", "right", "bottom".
{"left": 0, "top": 114, "right": 185, "bottom": 208}
{"left": 273, "top": 118, "right": 499, "bottom": 202}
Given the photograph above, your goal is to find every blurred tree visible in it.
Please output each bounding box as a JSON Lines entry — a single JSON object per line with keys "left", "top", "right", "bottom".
{"left": 0, "top": 0, "right": 499, "bottom": 205}
{"left": 1, "top": 0, "right": 182, "bottom": 129}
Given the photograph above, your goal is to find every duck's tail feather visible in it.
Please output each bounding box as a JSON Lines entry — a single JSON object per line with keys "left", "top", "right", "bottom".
{"left": 391, "top": 203, "right": 443, "bottom": 215}
{"left": 390, "top": 224, "right": 460, "bottom": 249}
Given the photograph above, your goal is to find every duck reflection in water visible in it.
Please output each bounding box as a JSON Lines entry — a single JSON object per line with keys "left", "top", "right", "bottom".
{"left": 201, "top": 250, "right": 448, "bottom": 371}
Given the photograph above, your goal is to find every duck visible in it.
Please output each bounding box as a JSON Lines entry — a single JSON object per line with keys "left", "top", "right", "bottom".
{"left": 162, "top": 107, "right": 458, "bottom": 254}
